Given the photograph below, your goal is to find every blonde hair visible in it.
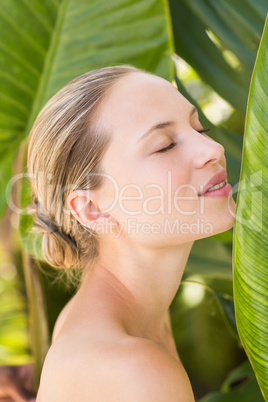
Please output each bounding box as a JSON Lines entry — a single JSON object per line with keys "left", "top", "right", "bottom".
{"left": 27, "top": 65, "right": 140, "bottom": 285}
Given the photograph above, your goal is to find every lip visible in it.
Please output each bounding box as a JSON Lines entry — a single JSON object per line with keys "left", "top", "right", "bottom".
{"left": 199, "top": 170, "right": 232, "bottom": 197}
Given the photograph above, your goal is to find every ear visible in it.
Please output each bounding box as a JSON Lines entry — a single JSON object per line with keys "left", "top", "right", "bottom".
{"left": 66, "top": 189, "right": 112, "bottom": 230}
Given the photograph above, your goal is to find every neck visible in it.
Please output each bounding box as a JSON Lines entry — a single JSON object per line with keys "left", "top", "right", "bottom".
{"left": 82, "top": 234, "right": 194, "bottom": 340}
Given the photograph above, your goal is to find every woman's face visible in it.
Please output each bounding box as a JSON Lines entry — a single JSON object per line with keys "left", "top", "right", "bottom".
{"left": 94, "top": 72, "right": 236, "bottom": 247}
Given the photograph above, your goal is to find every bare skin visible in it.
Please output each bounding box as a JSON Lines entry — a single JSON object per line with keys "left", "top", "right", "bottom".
{"left": 37, "top": 264, "right": 194, "bottom": 401}
{"left": 36, "top": 71, "right": 235, "bottom": 401}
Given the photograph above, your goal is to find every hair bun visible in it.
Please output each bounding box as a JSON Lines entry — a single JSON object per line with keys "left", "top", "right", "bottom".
{"left": 27, "top": 197, "right": 81, "bottom": 269}
{"left": 27, "top": 198, "right": 58, "bottom": 234}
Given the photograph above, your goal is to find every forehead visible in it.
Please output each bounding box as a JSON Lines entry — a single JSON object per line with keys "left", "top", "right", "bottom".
{"left": 96, "top": 72, "right": 190, "bottom": 140}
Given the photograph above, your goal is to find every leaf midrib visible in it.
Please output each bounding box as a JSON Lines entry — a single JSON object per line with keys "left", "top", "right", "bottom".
{"left": 25, "top": 0, "right": 69, "bottom": 135}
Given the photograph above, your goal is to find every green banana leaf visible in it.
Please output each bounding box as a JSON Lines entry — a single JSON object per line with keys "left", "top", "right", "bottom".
{"left": 233, "top": 14, "right": 268, "bottom": 400}
{"left": 169, "top": 0, "right": 267, "bottom": 113}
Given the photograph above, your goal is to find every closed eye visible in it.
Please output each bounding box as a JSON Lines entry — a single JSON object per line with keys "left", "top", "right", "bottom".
{"left": 155, "top": 128, "right": 210, "bottom": 154}
{"left": 198, "top": 128, "right": 211, "bottom": 134}
{"left": 155, "top": 142, "right": 177, "bottom": 154}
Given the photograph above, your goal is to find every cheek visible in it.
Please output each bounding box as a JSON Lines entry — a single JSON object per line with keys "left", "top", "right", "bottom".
{"left": 102, "top": 152, "right": 194, "bottom": 220}
{"left": 169, "top": 171, "right": 195, "bottom": 213}
{"left": 137, "top": 169, "right": 196, "bottom": 219}
{"left": 138, "top": 162, "right": 193, "bottom": 215}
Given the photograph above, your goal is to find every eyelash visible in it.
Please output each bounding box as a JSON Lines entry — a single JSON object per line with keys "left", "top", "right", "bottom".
{"left": 155, "top": 128, "right": 211, "bottom": 154}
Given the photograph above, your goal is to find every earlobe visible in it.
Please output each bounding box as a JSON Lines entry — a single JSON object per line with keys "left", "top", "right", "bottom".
{"left": 82, "top": 205, "right": 120, "bottom": 234}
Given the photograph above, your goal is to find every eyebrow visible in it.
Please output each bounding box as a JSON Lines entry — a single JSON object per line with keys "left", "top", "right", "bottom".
{"left": 137, "top": 106, "right": 197, "bottom": 143}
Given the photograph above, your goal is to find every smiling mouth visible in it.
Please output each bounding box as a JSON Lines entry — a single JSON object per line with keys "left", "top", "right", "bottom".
{"left": 198, "top": 169, "right": 228, "bottom": 196}
{"left": 205, "top": 179, "right": 227, "bottom": 193}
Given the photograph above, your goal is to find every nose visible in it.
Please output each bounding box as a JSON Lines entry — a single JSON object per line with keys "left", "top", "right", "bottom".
{"left": 191, "top": 131, "right": 225, "bottom": 169}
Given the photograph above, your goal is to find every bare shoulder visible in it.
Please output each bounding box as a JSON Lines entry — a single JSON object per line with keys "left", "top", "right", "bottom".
{"left": 108, "top": 337, "right": 195, "bottom": 402}
{"left": 37, "top": 336, "right": 195, "bottom": 402}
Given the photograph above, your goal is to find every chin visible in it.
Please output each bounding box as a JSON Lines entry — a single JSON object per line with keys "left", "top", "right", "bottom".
{"left": 192, "top": 206, "right": 235, "bottom": 241}
{"left": 218, "top": 217, "right": 235, "bottom": 233}
{"left": 213, "top": 196, "right": 236, "bottom": 233}
{"left": 213, "top": 210, "right": 235, "bottom": 236}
